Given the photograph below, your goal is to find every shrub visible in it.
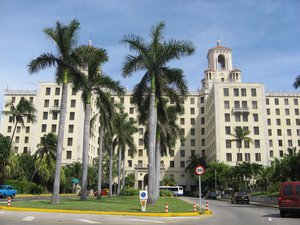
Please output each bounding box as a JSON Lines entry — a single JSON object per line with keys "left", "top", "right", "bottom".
{"left": 160, "top": 189, "right": 173, "bottom": 197}
{"left": 120, "top": 188, "right": 139, "bottom": 196}
{"left": 6, "top": 180, "right": 44, "bottom": 194}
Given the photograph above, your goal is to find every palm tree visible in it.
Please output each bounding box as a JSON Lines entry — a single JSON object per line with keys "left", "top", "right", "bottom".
{"left": 185, "top": 154, "right": 207, "bottom": 178}
{"left": 121, "top": 21, "right": 195, "bottom": 204}
{"left": 2, "top": 97, "right": 36, "bottom": 143}
{"left": 31, "top": 133, "right": 57, "bottom": 182}
{"left": 230, "top": 126, "right": 252, "bottom": 166}
{"left": 113, "top": 113, "right": 138, "bottom": 195}
{"left": 293, "top": 75, "right": 300, "bottom": 89}
{"left": 28, "top": 19, "right": 82, "bottom": 204}
{"left": 0, "top": 134, "right": 12, "bottom": 183}
{"left": 73, "top": 44, "right": 124, "bottom": 200}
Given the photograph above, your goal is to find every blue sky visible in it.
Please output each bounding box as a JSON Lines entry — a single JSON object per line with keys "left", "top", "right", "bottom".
{"left": 0, "top": 0, "right": 300, "bottom": 112}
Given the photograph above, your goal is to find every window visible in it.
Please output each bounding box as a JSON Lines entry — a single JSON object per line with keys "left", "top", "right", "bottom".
{"left": 11, "top": 97, "right": 16, "bottom": 103}
{"left": 255, "top": 153, "right": 261, "bottom": 161}
{"left": 274, "top": 98, "right": 279, "bottom": 105}
{"left": 268, "top": 129, "right": 272, "bottom": 136}
{"left": 252, "top": 101, "right": 257, "bottom": 109}
{"left": 294, "top": 98, "right": 298, "bottom": 105}
{"left": 200, "top": 96, "right": 204, "bottom": 103}
{"left": 139, "top": 138, "right": 143, "bottom": 146}
{"left": 245, "top": 153, "right": 250, "bottom": 162}
{"left": 72, "top": 88, "right": 76, "bottom": 95}
{"left": 223, "top": 88, "right": 229, "bottom": 96}
{"left": 170, "top": 150, "right": 174, "bottom": 157}
{"left": 41, "top": 124, "right": 47, "bottom": 132}
{"left": 45, "top": 87, "right": 51, "bottom": 95}
{"left": 128, "top": 149, "right": 133, "bottom": 156}
{"left": 241, "top": 88, "right": 247, "bottom": 96}
{"left": 191, "top": 118, "right": 195, "bottom": 125}
{"left": 67, "top": 138, "right": 73, "bottom": 146}
{"left": 55, "top": 87, "right": 60, "bottom": 95}
{"left": 277, "top": 129, "right": 282, "bottom": 136}
{"left": 7, "top": 126, "right": 12, "bottom": 133}
{"left": 297, "top": 119, "right": 300, "bottom": 126}
{"left": 267, "top": 119, "right": 271, "bottom": 125}
{"left": 254, "top": 127, "right": 259, "bottom": 135}
{"left": 287, "top": 129, "right": 292, "bottom": 136}
{"left": 190, "top": 97, "right": 195, "bottom": 104}
{"left": 251, "top": 88, "right": 257, "bottom": 97}
{"left": 130, "top": 107, "right": 134, "bottom": 114}
{"left": 266, "top": 98, "right": 269, "bottom": 105}
{"left": 295, "top": 109, "right": 299, "bottom": 115}
{"left": 44, "top": 99, "right": 49, "bottom": 107}
{"left": 201, "top": 128, "right": 205, "bottom": 135}
{"left": 253, "top": 114, "right": 258, "bottom": 122}
{"left": 200, "top": 107, "right": 205, "bottom": 114}
{"left": 278, "top": 140, "right": 283, "bottom": 147}
{"left": 288, "top": 140, "right": 293, "bottom": 147}
{"left": 190, "top": 108, "right": 195, "bottom": 115}
{"left": 51, "top": 124, "right": 57, "bottom": 133}
{"left": 244, "top": 140, "right": 250, "bottom": 148}
{"left": 270, "top": 150, "right": 274, "bottom": 158}
{"left": 191, "top": 150, "right": 195, "bottom": 156}
{"left": 242, "top": 114, "right": 248, "bottom": 122}
{"left": 26, "top": 126, "right": 30, "bottom": 133}
{"left": 224, "top": 101, "right": 230, "bottom": 109}
{"left": 128, "top": 160, "right": 132, "bottom": 167}
{"left": 269, "top": 140, "right": 273, "bottom": 147}
{"left": 234, "top": 88, "right": 239, "bottom": 96}
{"left": 234, "top": 101, "right": 240, "bottom": 108}
{"left": 191, "top": 139, "right": 195, "bottom": 146}
{"left": 180, "top": 118, "right": 185, "bottom": 125}
{"left": 52, "top": 112, "right": 58, "bottom": 120}
{"left": 66, "top": 151, "right": 72, "bottom": 159}
{"left": 130, "top": 97, "right": 133, "bottom": 104}
{"left": 200, "top": 117, "right": 205, "bottom": 124}
{"left": 70, "top": 100, "right": 76, "bottom": 108}
{"left": 68, "top": 125, "right": 74, "bottom": 133}
{"left": 191, "top": 128, "right": 195, "bottom": 136}
{"left": 16, "top": 126, "right": 21, "bottom": 133}
{"left": 24, "top": 136, "right": 29, "bottom": 143}
{"left": 226, "top": 153, "right": 232, "bottom": 162}
{"left": 254, "top": 140, "right": 260, "bottom": 148}
{"left": 267, "top": 108, "right": 270, "bottom": 115}
{"left": 138, "top": 160, "right": 143, "bottom": 166}
{"left": 276, "top": 119, "right": 281, "bottom": 126}
{"left": 284, "top": 98, "right": 289, "bottom": 105}
{"left": 226, "top": 140, "right": 231, "bottom": 148}
{"left": 235, "top": 114, "right": 240, "bottom": 122}
{"left": 180, "top": 161, "right": 185, "bottom": 168}
{"left": 285, "top": 109, "right": 290, "bottom": 115}
{"left": 138, "top": 149, "right": 143, "bottom": 157}
{"left": 225, "top": 126, "right": 231, "bottom": 135}
{"left": 275, "top": 108, "right": 280, "bottom": 115}
{"left": 181, "top": 139, "right": 185, "bottom": 146}
{"left": 170, "top": 161, "right": 174, "bottom": 168}
{"left": 242, "top": 101, "right": 247, "bottom": 108}
{"left": 120, "top": 97, "right": 124, "bottom": 104}
{"left": 180, "top": 150, "right": 185, "bottom": 157}
{"left": 139, "top": 128, "right": 143, "bottom": 135}
{"left": 54, "top": 99, "right": 59, "bottom": 106}
{"left": 43, "top": 112, "right": 48, "bottom": 120}
{"left": 237, "top": 153, "right": 242, "bottom": 161}
{"left": 201, "top": 139, "right": 205, "bottom": 146}
{"left": 225, "top": 114, "right": 230, "bottom": 122}
{"left": 70, "top": 112, "right": 75, "bottom": 120}
{"left": 279, "top": 150, "right": 284, "bottom": 157}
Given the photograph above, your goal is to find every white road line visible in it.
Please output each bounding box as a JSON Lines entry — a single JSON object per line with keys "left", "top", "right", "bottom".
{"left": 268, "top": 217, "right": 272, "bottom": 222}
{"left": 0, "top": 211, "right": 4, "bottom": 214}
{"left": 128, "top": 219, "right": 164, "bottom": 223}
{"left": 22, "top": 216, "right": 35, "bottom": 221}
{"left": 74, "top": 219, "right": 100, "bottom": 224}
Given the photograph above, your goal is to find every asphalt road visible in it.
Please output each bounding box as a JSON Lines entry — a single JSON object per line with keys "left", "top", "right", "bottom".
{"left": 0, "top": 197, "right": 299, "bottom": 225}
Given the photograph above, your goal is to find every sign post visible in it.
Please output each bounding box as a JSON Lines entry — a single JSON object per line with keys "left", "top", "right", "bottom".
{"left": 195, "top": 165, "right": 205, "bottom": 212}
{"left": 139, "top": 190, "right": 148, "bottom": 212}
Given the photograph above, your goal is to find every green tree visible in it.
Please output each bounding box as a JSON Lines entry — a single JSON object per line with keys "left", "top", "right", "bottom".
{"left": 0, "top": 134, "right": 12, "bottom": 183}
{"left": 121, "top": 21, "right": 194, "bottom": 204}
{"left": 28, "top": 19, "right": 81, "bottom": 204}
{"left": 160, "top": 177, "right": 177, "bottom": 186}
{"left": 125, "top": 173, "right": 135, "bottom": 188}
{"left": 2, "top": 98, "right": 36, "bottom": 143}
{"left": 230, "top": 126, "right": 252, "bottom": 166}
{"left": 185, "top": 154, "right": 206, "bottom": 178}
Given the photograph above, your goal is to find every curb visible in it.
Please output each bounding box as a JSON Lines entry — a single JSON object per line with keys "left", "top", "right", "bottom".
{"left": 0, "top": 206, "right": 212, "bottom": 217}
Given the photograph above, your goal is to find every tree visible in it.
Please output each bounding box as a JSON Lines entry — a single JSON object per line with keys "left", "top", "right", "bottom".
{"left": 0, "top": 134, "right": 12, "bottom": 183}
{"left": 185, "top": 154, "right": 207, "bottom": 178}
{"left": 2, "top": 97, "right": 36, "bottom": 143}
{"left": 28, "top": 19, "right": 82, "bottom": 204}
{"left": 121, "top": 21, "right": 195, "bottom": 204}
{"left": 230, "top": 126, "right": 252, "bottom": 165}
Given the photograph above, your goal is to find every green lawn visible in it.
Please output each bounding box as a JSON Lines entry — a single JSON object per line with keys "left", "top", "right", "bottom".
{"left": 10, "top": 196, "right": 198, "bottom": 213}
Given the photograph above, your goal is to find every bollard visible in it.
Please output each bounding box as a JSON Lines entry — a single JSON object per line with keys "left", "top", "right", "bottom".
{"left": 7, "top": 197, "right": 11, "bottom": 207}
{"left": 165, "top": 202, "right": 168, "bottom": 213}
{"left": 205, "top": 201, "right": 209, "bottom": 211}
{"left": 193, "top": 202, "right": 197, "bottom": 212}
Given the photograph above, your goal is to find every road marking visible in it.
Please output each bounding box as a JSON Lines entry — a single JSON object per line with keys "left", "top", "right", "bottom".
{"left": 0, "top": 211, "right": 4, "bottom": 214}
{"left": 128, "top": 219, "right": 164, "bottom": 223}
{"left": 22, "top": 216, "right": 35, "bottom": 221}
{"left": 268, "top": 217, "right": 272, "bottom": 222}
{"left": 74, "top": 219, "right": 100, "bottom": 224}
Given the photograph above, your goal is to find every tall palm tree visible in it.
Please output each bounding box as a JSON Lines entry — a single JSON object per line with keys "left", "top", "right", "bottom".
{"left": 2, "top": 97, "right": 36, "bottom": 143}
{"left": 113, "top": 113, "right": 138, "bottom": 195}
{"left": 31, "top": 133, "right": 57, "bottom": 182}
{"left": 293, "top": 75, "right": 300, "bottom": 89}
{"left": 28, "top": 19, "right": 82, "bottom": 204}
{"left": 73, "top": 44, "right": 124, "bottom": 200}
{"left": 230, "top": 126, "right": 252, "bottom": 166}
{"left": 121, "top": 21, "right": 195, "bottom": 204}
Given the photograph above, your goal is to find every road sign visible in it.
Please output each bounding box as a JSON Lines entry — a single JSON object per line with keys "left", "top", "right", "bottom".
{"left": 195, "top": 165, "right": 205, "bottom": 176}
{"left": 139, "top": 190, "right": 148, "bottom": 200}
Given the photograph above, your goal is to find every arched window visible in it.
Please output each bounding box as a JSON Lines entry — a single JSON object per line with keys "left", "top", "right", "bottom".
{"left": 218, "top": 54, "right": 226, "bottom": 70}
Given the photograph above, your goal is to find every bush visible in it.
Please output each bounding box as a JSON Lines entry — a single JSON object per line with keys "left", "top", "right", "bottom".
{"left": 119, "top": 188, "right": 139, "bottom": 196}
{"left": 160, "top": 189, "right": 173, "bottom": 197}
{"left": 6, "top": 180, "right": 44, "bottom": 194}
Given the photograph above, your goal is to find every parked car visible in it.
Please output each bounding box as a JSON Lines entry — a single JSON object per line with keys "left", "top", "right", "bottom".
{"left": 93, "top": 189, "right": 108, "bottom": 196}
{"left": 231, "top": 192, "right": 249, "bottom": 204}
{"left": 206, "top": 191, "right": 217, "bottom": 199}
{"left": 0, "top": 185, "right": 17, "bottom": 198}
{"left": 278, "top": 181, "right": 300, "bottom": 217}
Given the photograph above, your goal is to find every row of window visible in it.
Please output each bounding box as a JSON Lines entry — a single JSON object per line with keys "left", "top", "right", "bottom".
{"left": 225, "top": 139, "right": 260, "bottom": 148}
{"left": 225, "top": 113, "right": 259, "bottom": 122}
{"left": 267, "top": 118, "right": 300, "bottom": 126}
{"left": 45, "top": 87, "right": 77, "bottom": 96}
{"left": 266, "top": 98, "right": 299, "bottom": 105}
{"left": 179, "top": 117, "right": 205, "bottom": 125}
{"left": 224, "top": 100, "right": 258, "bottom": 109}
{"left": 226, "top": 153, "right": 262, "bottom": 162}
{"left": 267, "top": 108, "right": 299, "bottom": 116}
{"left": 223, "top": 88, "right": 257, "bottom": 97}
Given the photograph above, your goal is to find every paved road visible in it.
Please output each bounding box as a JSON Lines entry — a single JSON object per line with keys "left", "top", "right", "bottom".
{"left": 0, "top": 198, "right": 299, "bottom": 224}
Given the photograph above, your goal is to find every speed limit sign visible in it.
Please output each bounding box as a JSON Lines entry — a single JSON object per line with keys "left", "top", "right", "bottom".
{"left": 195, "top": 165, "right": 205, "bottom": 176}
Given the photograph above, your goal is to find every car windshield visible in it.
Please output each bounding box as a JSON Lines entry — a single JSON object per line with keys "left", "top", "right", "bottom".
{"left": 237, "top": 192, "right": 247, "bottom": 196}
{"left": 0, "top": 185, "right": 6, "bottom": 189}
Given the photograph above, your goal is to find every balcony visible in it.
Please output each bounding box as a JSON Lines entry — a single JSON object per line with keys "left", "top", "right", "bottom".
{"left": 232, "top": 107, "right": 249, "bottom": 114}
{"left": 51, "top": 106, "right": 60, "bottom": 112}
{"left": 134, "top": 164, "right": 165, "bottom": 170}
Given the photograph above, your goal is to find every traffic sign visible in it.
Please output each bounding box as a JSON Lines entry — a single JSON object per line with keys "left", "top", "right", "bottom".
{"left": 195, "top": 165, "right": 205, "bottom": 176}
{"left": 139, "top": 190, "right": 148, "bottom": 200}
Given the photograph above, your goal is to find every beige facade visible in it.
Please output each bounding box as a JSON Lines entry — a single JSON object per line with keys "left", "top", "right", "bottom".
{"left": 1, "top": 43, "right": 300, "bottom": 192}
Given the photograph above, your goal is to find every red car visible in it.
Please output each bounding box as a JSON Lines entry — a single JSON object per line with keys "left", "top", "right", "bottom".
{"left": 93, "top": 189, "right": 108, "bottom": 196}
{"left": 278, "top": 182, "right": 300, "bottom": 217}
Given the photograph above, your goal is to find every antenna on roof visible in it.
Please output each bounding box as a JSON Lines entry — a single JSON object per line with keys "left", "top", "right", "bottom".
{"left": 217, "top": 35, "right": 220, "bottom": 46}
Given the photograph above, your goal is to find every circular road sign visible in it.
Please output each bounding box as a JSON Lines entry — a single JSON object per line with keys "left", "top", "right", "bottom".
{"left": 195, "top": 165, "right": 205, "bottom": 176}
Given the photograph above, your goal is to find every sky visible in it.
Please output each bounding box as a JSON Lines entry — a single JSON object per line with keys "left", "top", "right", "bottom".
{"left": 0, "top": 0, "right": 300, "bottom": 112}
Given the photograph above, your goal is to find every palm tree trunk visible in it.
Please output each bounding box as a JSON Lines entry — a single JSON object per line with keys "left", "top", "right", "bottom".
{"left": 155, "top": 137, "right": 161, "bottom": 201}
{"left": 81, "top": 101, "right": 91, "bottom": 200}
{"left": 122, "top": 150, "right": 125, "bottom": 191}
{"left": 109, "top": 144, "right": 113, "bottom": 197}
{"left": 147, "top": 87, "right": 157, "bottom": 205}
{"left": 97, "top": 126, "right": 104, "bottom": 199}
{"left": 117, "top": 146, "right": 121, "bottom": 196}
{"left": 51, "top": 75, "right": 68, "bottom": 204}
{"left": 10, "top": 121, "right": 19, "bottom": 144}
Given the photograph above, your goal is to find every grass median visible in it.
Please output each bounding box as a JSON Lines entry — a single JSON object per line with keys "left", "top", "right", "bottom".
{"left": 9, "top": 196, "right": 198, "bottom": 213}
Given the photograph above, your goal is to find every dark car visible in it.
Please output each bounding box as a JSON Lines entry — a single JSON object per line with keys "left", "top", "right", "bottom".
{"left": 206, "top": 191, "right": 217, "bottom": 199}
{"left": 231, "top": 192, "right": 249, "bottom": 204}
